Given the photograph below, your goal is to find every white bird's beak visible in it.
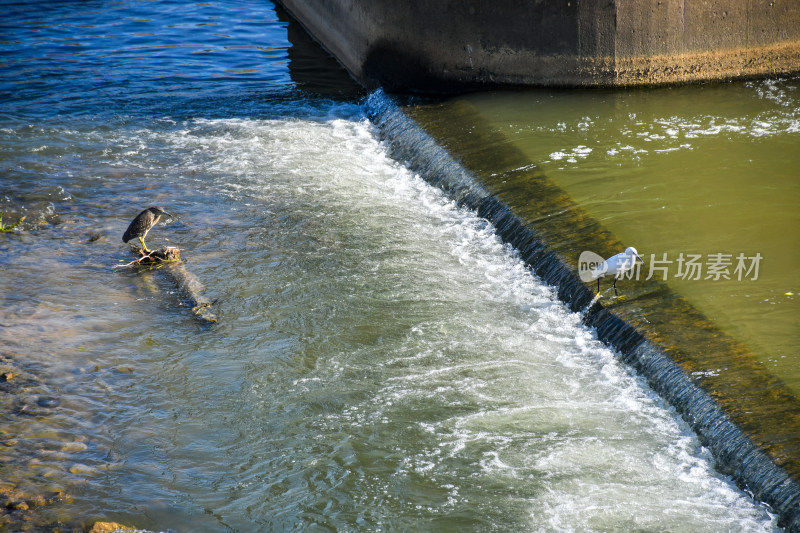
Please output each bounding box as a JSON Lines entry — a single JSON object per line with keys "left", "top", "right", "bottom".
{"left": 635, "top": 253, "right": 644, "bottom": 264}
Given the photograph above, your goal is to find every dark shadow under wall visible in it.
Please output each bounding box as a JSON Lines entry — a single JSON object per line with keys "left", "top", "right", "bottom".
{"left": 274, "top": 2, "right": 364, "bottom": 98}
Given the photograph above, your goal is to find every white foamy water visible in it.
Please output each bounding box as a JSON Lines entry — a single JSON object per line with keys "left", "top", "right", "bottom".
{"left": 121, "top": 107, "right": 777, "bottom": 531}
{"left": 0, "top": 100, "right": 780, "bottom": 531}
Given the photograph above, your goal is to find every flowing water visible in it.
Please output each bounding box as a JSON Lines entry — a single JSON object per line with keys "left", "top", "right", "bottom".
{"left": 0, "top": 1, "right": 786, "bottom": 531}
{"left": 459, "top": 84, "right": 800, "bottom": 394}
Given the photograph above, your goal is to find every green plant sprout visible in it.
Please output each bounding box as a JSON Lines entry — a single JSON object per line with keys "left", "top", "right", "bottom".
{"left": 0, "top": 212, "right": 25, "bottom": 232}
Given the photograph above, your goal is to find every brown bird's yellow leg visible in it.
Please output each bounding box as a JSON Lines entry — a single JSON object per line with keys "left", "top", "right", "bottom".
{"left": 138, "top": 236, "right": 151, "bottom": 254}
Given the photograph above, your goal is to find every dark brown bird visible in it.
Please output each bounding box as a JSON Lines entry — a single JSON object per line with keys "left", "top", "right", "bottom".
{"left": 122, "top": 207, "right": 172, "bottom": 253}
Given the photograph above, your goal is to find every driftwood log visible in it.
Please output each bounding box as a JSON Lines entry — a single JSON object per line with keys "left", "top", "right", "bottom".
{"left": 120, "top": 246, "right": 218, "bottom": 324}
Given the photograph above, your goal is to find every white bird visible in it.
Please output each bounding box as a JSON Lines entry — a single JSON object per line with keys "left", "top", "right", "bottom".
{"left": 591, "top": 247, "right": 645, "bottom": 294}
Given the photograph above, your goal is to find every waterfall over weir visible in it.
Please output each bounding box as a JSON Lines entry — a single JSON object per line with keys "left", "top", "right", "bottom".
{"left": 365, "top": 91, "right": 800, "bottom": 530}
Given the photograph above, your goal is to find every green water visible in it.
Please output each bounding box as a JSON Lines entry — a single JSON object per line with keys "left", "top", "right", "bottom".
{"left": 461, "top": 79, "right": 800, "bottom": 393}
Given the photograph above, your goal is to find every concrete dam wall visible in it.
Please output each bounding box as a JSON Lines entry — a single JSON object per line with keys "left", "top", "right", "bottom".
{"left": 277, "top": 0, "right": 800, "bottom": 92}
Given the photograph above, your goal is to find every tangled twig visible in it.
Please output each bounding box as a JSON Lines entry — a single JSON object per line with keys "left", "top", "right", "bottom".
{"left": 114, "top": 246, "right": 181, "bottom": 269}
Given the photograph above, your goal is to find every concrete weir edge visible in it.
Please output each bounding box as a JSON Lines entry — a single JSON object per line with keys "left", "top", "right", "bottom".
{"left": 276, "top": 0, "right": 800, "bottom": 92}
{"left": 364, "top": 91, "right": 800, "bottom": 531}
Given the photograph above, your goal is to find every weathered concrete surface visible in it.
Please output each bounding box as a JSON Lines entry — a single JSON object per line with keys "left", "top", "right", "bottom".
{"left": 276, "top": 0, "right": 800, "bottom": 92}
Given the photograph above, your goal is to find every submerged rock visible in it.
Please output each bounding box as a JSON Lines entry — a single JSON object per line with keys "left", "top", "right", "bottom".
{"left": 36, "top": 396, "right": 61, "bottom": 409}
{"left": 89, "top": 522, "right": 135, "bottom": 533}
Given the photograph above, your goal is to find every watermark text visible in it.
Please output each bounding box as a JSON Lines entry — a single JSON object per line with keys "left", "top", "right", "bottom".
{"left": 578, "top": 251, "right": 762, "bottom": 282}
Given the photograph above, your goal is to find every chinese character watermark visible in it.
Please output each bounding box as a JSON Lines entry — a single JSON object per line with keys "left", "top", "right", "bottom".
{"left": 578, "top": 251, "right": 762, "bottom": 282}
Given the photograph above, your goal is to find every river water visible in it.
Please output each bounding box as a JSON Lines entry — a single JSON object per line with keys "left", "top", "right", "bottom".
{"left": 0, "top": 1, "right": 785, "bottom": 531}
{"left": 461, "top": 83, "right": 800, "bottom": 394}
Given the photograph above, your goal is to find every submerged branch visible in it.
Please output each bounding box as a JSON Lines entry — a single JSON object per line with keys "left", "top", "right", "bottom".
{"left": 116, "top": 246, "right": 218, "bottom": 325}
